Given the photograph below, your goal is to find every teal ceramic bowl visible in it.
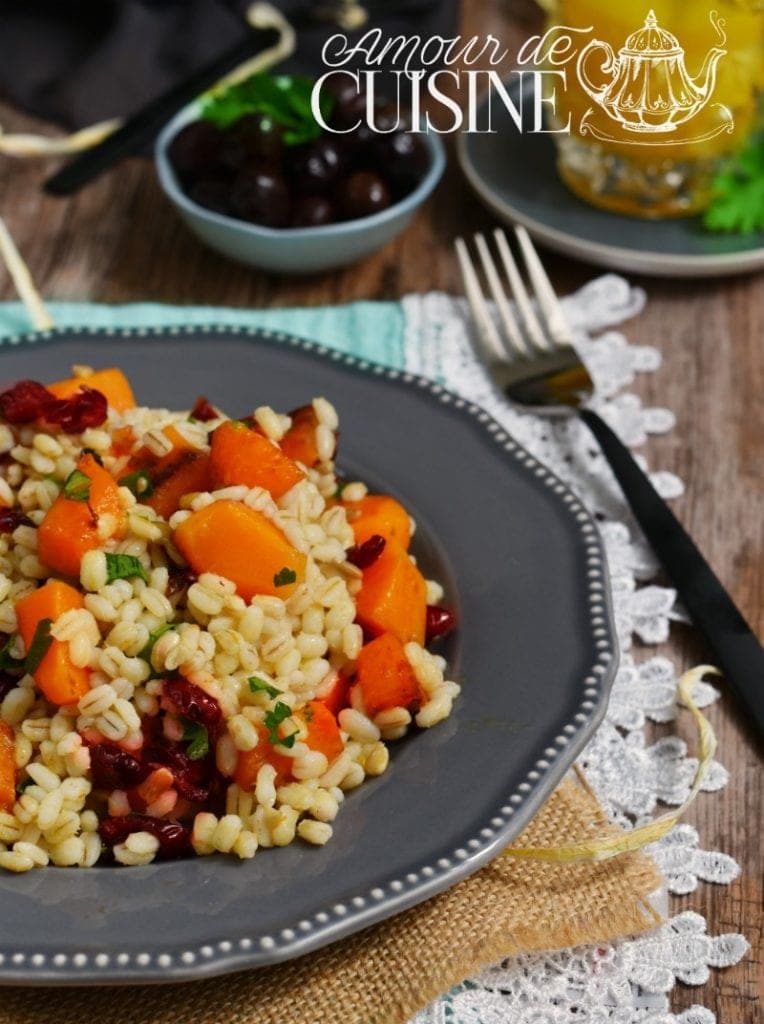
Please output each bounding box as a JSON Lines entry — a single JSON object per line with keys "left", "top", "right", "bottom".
{"left": 155, "top": 104, "right": 446, "bottom": 274}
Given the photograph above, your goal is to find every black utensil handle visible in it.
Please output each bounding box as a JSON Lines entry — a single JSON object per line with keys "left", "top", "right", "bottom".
{"left": 44, "top": 28, "right": 277, "bottom": 196}
{"left": 579, "top": 407, "right": 764, "bottom": 742}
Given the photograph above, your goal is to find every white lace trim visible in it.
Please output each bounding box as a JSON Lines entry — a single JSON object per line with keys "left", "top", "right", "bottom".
{"left": 401, "top": 280, "right": 748, "bottom": 1024}
{"left": 413, "top": 914, "right": 747, "bottom": 1024}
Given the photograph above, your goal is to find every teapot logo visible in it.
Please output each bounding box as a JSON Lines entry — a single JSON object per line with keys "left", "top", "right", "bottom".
{"left": 576, "top": 9, "right": 734, "bottom": 145}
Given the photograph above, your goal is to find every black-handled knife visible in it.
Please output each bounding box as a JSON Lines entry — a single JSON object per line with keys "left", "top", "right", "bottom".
{"left": 580, "top": 407, "right": 764, "bottom": 743}
{"left": 44, "top": 27, "right": 278, "bottom": 197}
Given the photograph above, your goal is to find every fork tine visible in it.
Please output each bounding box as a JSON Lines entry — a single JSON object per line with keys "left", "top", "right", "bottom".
{"left": 513, "top": 225, "right": 574, "bottom": 348}
{"left": 454, "top": 237, "right": 507, "bottom": 365}
{"left": 492, "top": 229, "right": 552, "bottom": 354}
{"left": 473, "top": 233, "right": 530, "bottom": 359}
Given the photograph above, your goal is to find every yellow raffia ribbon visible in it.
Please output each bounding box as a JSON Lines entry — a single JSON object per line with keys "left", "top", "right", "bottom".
{"left": 207, "top": 2, "right": 295, "bottom": 92}
{"left": 503, "top": 665, "right": 720, "bottom": 863}
{"left": 0, "top": 217, "right": 54, "bottom": 330}
{"left": 0, "top": 2, "right": 295, "bottom": 159}
{"left": 0, "top": 118, "right": 121, "bottom": 158}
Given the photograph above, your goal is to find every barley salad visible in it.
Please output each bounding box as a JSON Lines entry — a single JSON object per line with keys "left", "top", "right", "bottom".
{"left": 0, "top": 367, "right": 459, "bottom": 873}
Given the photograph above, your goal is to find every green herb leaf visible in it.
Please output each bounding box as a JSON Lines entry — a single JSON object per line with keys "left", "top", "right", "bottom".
{"left": 248, "top": 676, "right": 282, "bottom": 699}
{"left": 704, "top": 134, "right": 764, "bottom": 235}
{"left": 333, "top": 480, "right": 348, "bottom": 500}
{"left": 118, "top": 469, "right": 154, "bottom": 499}
{"left": 182, "top": 719, "right": 209, "bottom": 760}
{"left": 138, "top": 623, "right": 175, "bottom": 663}
{"left": 15, "top": 777, "right": 34, "bottom": 795}
{"left": 63, "top": 469, "right": 91, "bottom": 502}
{"left": 25, "top": 618, "right": 53, "bottom": 675}
{"left": 105, "top": 553, "right": 149, "bottom": 584}
{"left": 200, "top": 72, "right": 333, "bottom": 146}
{"left": 273, "top": 566, "right": 297, "bottom": 588}
{"left": 264, "top": 700, "right": 295, "bottom": 746}
{"left": 0, "top": 634, "right": 24, "bottom": 673}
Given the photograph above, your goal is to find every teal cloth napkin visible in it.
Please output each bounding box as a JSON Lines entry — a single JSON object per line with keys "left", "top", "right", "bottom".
{"left": 0, "top": 301, "right": 407, "bottom": 369}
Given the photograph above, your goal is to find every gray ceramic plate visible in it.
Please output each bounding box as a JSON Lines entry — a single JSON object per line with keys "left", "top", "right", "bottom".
{"left": 0, "top": 326, "right": 617, "bottom": 985}
{"left": 458, "top": 79, "right": 764, "bottom": 278}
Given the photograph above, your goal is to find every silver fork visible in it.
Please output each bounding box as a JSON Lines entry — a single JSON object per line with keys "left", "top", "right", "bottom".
{"left": 456, "top": 226, "right": 764, "bottom": 743}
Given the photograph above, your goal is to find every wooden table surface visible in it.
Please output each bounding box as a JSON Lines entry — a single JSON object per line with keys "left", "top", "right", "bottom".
{"left": 0, "top": 1, "right": 760, "bottom": 1019}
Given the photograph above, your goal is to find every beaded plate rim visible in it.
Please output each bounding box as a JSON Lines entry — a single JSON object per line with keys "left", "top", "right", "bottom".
{"left": 0, "top": 324, "right": 618, "bottom": 984}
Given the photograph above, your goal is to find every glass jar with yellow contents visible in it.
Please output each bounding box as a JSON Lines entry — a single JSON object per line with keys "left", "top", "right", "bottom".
{"left": 538, "top": 1, "right": 764, "bottom": 217}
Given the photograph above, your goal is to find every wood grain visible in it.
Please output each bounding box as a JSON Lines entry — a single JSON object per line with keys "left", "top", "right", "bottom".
{"left": 0, "top": 1, "right": 761, "bottom": 1018}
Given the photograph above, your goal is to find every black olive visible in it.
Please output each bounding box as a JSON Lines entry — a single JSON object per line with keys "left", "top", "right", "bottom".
{"left": 371, "top": 131, "right": 430, "bottom": 196}
{"left": 337, "top": 171, "right": 392, "bottom": 220}
{"left": 168, "top": 121, "right": 224, "bottom": 180}
{"left": 230, "top": 170, "right": 290, "bottom": 227}
{"left": 327, "top": 78, "right": 368, "bottom": 131}
{"left": 186, "top": 178, "right": 232, "bottom": 216}
{"left": 221, "top": 113, "right": 283, "bottom": 172}
{"left": 290, "top": 137, "right": 347, "bottom": 194}
{"left": 291, "top": 195, "right": 335, "bottom": 227}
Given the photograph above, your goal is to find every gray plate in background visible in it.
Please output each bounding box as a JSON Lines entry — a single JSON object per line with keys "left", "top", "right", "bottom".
{"left": 0, "top": 326, "right": 617, "bottom": 984}
{"left": 458, "top": 79, "right": 764, "bottom": 278}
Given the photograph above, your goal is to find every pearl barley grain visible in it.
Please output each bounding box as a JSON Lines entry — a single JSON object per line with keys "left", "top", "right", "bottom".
{"left": 0, "top": 388, "right": 459, "bottom": 877}
{"left": 298, "top": 820, "right": 333, "bottom": 846}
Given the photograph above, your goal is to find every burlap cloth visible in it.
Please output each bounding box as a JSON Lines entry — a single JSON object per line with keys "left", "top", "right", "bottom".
{"left": 0, "top": 774, "right": 663, "bottom": 1024}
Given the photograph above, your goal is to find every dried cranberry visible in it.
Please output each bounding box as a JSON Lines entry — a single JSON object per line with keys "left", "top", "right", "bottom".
{"left": 347, "top": 534, "right": 385, "bottom": 570}
{"left": 167, "top": 563, "right": 197, "bottom": 597}
{"left": 170, "top": 770, "right": 210, "bottom": 804}
{"left": 0, "top": 380, "right": 56, "bottom": 423}
{"left": 143, "top": 739, "right": 213, "bottom": 803}
{"left": 0, "top": 508, "right": 33, "bottom": 534}
{"left": 425, "top": 605, "right": 457, "bottom": 643}
{"left": 190, "top": 395, "right": 219, "bottom": 422}
{"left": 99, "top": 814, "right": 191, "bottom": 859}
{"left": 44, "top": 386, "right": 108, "bottom": 433}
{"left": 163, "top": 677, "right": 221, "bottom": 729}
{"left": 90, "top": 744, "right": 149, "bottom": 790}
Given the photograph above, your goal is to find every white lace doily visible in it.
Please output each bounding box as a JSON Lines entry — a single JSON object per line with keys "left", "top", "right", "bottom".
{"left": 399, "top": 279, "right": 748, "bottom": 1024}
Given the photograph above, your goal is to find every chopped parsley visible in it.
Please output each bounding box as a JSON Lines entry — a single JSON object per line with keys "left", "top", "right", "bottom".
{"left": 63, "top": 469, "right": 91, "bottom": 502}
{"left": 248, "top": 676, "right": 282, "bottom": 699}
{"left": 138, "top": 623, "right": 175, "bottom": 664}
{"left": 273, "top": 566, "right": 297, "bottom": 588}
{"left": 24, "top": 618, "right": 53, "bottom": 674}
{"left": 200, "top": 72, "right": 332, "bottom": 147}
{"left": 15, "top": 777, "right": 34, "bottom": 795}
{"left": 118, "top": 469, "right": 154, "bottom": 499}
{"left": 264, "top": 700, "right": 297, "bottom": 748}
{"left": 182, "top": 720, "right": 210, "bottom": 761}
{"left": 105, "top": 553, "right": 149, "bottom": 585}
